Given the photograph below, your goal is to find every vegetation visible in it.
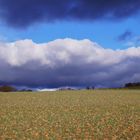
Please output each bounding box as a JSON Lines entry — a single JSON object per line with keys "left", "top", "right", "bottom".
{"left": 0, "top": 85, "right": 17, "bottom": 92}
{"left": 0, "top": 90, "right": 140, "bottom": 139}
{"left": 125, "top": 82, "right": 140, "bottom": 89}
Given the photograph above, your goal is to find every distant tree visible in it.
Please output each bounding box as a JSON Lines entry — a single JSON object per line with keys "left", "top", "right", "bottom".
{"left": 86, "top": 86, "right": 94, "bottom": 90}
{"left": 86, "top": 86, "right": 90, "bottom": 90}
{"left": 125, "top": 82, "right": 140, "bottom": 89}
{"left": 0, "top": 85, "right": 17, "bottom": 92}
{"left": 19, "top": 89, "right": 32, "bottom": 92}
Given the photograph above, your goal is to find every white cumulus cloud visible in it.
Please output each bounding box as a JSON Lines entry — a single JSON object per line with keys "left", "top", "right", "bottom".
{"left": 0, "top": 38, "right": 140, "bottom": 88}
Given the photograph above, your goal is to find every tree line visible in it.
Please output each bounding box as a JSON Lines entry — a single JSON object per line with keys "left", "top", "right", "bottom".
{"left": 0, "top": 85, "right": 32, "bottom": 92}
{"left": 0, "top": 82, "right": 140, "bottom": 92}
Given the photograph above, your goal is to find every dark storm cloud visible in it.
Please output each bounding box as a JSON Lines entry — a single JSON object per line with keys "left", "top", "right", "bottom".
{"left": 1, "top": 38, "right": 140, "bottom": 88}
{"left": 0, "top": 0, "right": 140, "bottom": 27}
{"left": 118, "top": 30, "right": 133, "bottom": 41}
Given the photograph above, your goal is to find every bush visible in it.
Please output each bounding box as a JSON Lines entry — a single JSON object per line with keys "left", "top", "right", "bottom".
{"left": 0, "top": 85, "right": 17, "bottom": 92}
{"left": 125, "top": 82, "right": 140, "bottom": 89}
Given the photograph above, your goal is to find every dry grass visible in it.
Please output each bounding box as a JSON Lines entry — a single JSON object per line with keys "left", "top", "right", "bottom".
{"left": 0, "top": 90, "right": 140, "bottom": 139}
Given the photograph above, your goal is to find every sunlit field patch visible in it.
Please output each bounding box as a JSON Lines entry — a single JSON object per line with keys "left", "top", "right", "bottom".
{"left": 0, "top": 90, "right": 140, "bottom": 139}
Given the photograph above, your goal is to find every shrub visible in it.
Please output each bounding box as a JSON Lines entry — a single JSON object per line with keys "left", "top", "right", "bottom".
{"left": 125, "top": 82, "right": 140, "bottom": 89}
{"left": 0, "top": 85, "right": 17, "bottom": 92}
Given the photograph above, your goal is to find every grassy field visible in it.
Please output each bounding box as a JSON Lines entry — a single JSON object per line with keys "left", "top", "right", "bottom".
{"left": 0, "top": 90, "right": 140, "bottom": 140}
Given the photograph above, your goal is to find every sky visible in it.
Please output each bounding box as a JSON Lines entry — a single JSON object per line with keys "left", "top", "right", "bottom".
{"left": 0, "top": 0, "right": 140, "bottom": 88}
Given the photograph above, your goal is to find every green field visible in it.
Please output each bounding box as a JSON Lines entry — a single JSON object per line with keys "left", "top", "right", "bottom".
{"left": 0, "top": 90, "right": 140, "bottom": 140}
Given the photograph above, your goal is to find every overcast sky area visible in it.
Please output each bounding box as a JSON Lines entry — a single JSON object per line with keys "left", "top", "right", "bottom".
{"left": 0, "top": 0, "right": 140, "bottom": 88}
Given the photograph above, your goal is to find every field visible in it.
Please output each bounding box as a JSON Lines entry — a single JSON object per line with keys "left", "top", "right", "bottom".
{"left": 0, "top": 90, "right": 140, "bottom": 140}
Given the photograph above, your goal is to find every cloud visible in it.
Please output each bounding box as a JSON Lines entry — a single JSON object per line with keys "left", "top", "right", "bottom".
{"left": 0, "top": 0, "right": 140, "bottom": 28}
{"left": 118, "top": 30, "right": 133, "bottom": 41}
{"left": 121, "top": 34, "right": 140, "bottom": 47}
{"left": 0, "top": 38, "right": 140, "bottom": 88}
